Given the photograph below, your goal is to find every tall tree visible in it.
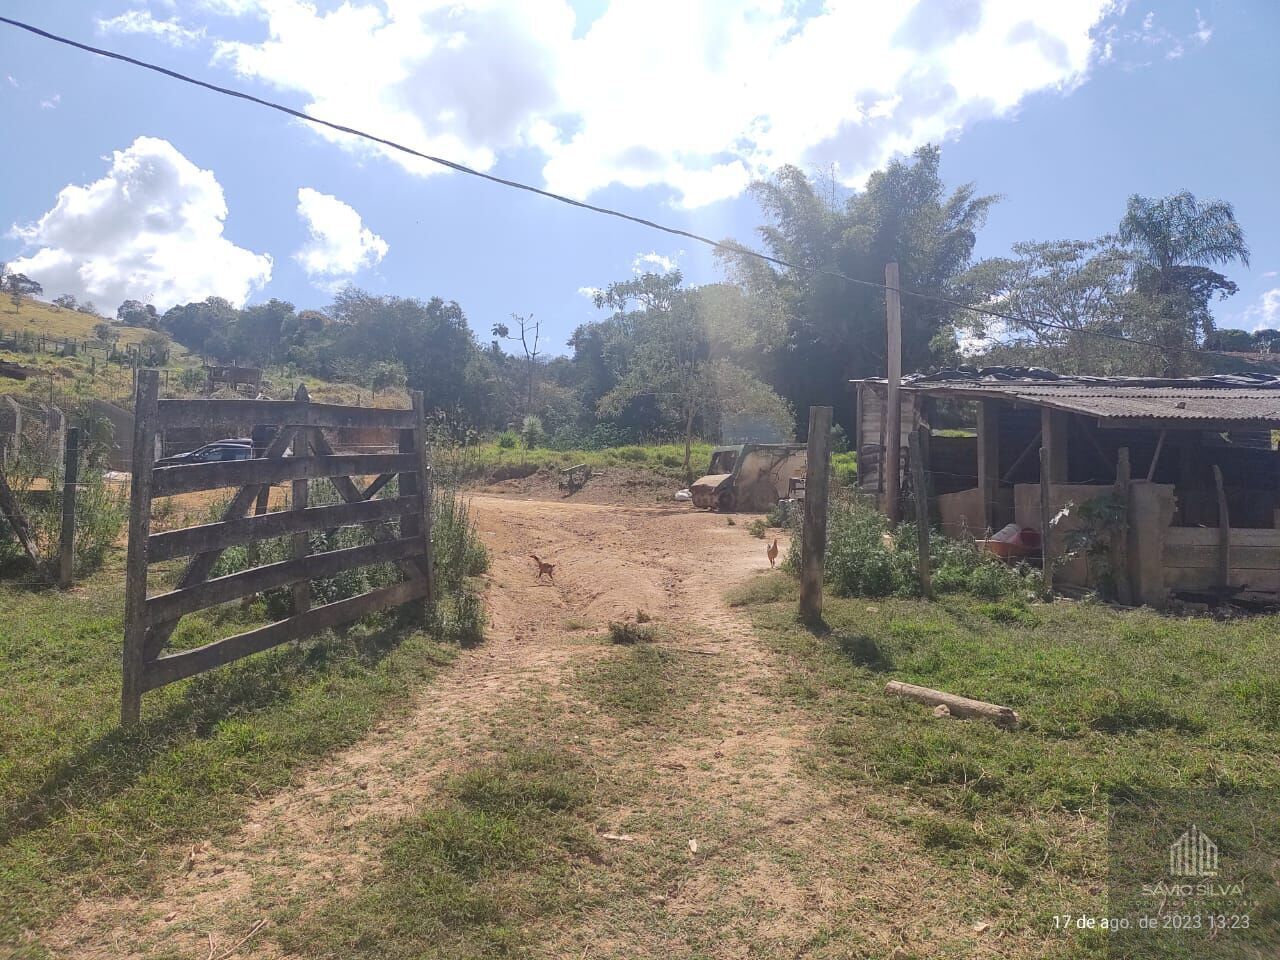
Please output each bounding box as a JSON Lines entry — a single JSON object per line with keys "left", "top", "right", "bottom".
{"left": 721, "top": 145, "right": 996, "bottom": 434}
{"left": 959, "top": 239, "right": 1132, "bottom": 374}
{"left": 492, "top": 313, "right": 542, "bottom": 414}
{"left": 1118, "top": 191, "right": 1250, "bottom": 376}
{"left": 2, "top": 270, "right": 43, "bottom": 311}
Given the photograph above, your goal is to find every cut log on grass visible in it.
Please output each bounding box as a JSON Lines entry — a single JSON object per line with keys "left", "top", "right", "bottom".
{"left": 884, "top": 680, "right": 1020, "bottom": 729}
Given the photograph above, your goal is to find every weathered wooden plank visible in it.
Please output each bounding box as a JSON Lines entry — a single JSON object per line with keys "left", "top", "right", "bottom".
{"left": 411, "top": 390, "right": 435, "bottom": 608}
{"left": 148, "top": 495, "right": 419, "bottom": 562}
{"left": 1213, "top": 464, "right": 1230, "bottom": 588}
{"left": 146, "top": 535, "right": 423, "bottom": 626}
{"left": 361, "top": 472, "right": 396, "bottom": 501}
{"left": 143, "top": 578, "right": 428, "bottom": 691}
{"left": 122, "top": 371, "right": 160, "bottom": 725}
{"left": 152, "top": 452, "right": 416, "bottom": 497}
{"left": 291, "top": 386, "right": 312, "bottom": 616}
{"left": 909, "top": 429, "right": 932, "bottom": 600}
{"left": 155, "top": 398, "right": 414, "bottom": 430}
{"left": 310, "top": 428, "right": 426, "bottom": 582}
{"left": 58, "top": 427, "right": 80, "bottom": 586}
{"left": 143, "top": 424, "right": 297, "bottom": 661}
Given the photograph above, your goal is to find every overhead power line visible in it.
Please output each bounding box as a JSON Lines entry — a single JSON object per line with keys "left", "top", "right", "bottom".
{"left": 0, "top": 15, "right": 1250, "bottom": 364}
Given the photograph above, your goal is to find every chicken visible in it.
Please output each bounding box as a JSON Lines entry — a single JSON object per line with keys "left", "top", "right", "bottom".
{"left": 530, "top": 554, "right": 556, "bottom": 581}
{"left": 766, "top": 538, "right": 779, "bottom": 569}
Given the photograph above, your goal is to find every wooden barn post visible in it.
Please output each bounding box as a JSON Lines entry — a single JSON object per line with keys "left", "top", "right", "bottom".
{"left": 122, "top": 370, "right": 160, "bottom": 726}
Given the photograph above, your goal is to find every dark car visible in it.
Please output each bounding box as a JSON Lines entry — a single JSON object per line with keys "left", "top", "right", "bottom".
{"left": 155, "top": 438, "right": 254, "bottom": 467}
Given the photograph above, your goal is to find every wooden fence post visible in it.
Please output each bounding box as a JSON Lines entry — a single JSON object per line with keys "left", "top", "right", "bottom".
{"left": 909, "top": 430, "right": 932, "bottom": 600}
{"left": 58, "top": 426, "right": 81, "bottom": 587}
{"left": 412, "top": 391, "right": 436, "bottom": 611}
{"left": 1113, "top": 447, "right": 1132, "bottom": 605}
{"left": 122, "top": 370, "right": 160, "bottom": 726}
{"left": 883, "top": 263, "right": 902, "bottom": 524}
{"left": 1213, "top": 464, "right": 1230, "bottom": 588}
{"left": 292, "top": 384, "right": 311, "bottom": 615}
{"left": 1039, "top": 447, "right": 1053, "bottom": 598}
{"left": 799, "top": 405, "right": 832, "bottom": 626}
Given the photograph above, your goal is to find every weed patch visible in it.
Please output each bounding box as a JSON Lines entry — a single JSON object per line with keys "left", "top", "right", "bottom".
{"left": 277, "top": 748, "right": 595, "bottom": 959}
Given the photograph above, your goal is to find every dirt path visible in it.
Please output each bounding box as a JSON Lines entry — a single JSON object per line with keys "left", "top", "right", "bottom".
{"left": 37, "top": 493, "right": 1007, "bottom": 958}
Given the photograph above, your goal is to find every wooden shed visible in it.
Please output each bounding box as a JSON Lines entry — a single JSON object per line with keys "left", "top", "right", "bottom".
{"left": 854, "top": 370, "right": 1280, "bottom": 607}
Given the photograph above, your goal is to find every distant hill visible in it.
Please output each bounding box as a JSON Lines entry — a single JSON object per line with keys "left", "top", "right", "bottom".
{"left": 0, "top": 298, "right": 160, "bottom": 349}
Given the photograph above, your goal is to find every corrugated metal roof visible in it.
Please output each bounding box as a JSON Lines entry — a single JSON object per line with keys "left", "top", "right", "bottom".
{"left": 899, "top": 381, "right": 1280, "bottom": 422}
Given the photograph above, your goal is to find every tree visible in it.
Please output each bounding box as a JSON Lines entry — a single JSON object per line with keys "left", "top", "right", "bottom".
{"left": 1203, "top": 328, "right": 1255, "bottom": 352}
{"left": 160, "top": 297, "right": 238, "bottom": 357}
{"left": 959, "top": 239, "right": 1132, "bottom": 373}
{"left": 92, "top": 322, "right": 115, "bottom": 344}
{"left": 491, "top": 313, "right": 542, "bottom": 414}
{"left": 1118, "top": 191, "right": 1250, "bottom": 376}
{"left": 720, "top": 146, "right": 996, "bottom": 434}
{"left": 117, "top": 300, "right": 159, "bottom": 328}
{"left": 596, "top": 279, "right": 791, "bottom": 480}
{"left": 232, "top": 298, "right": 294, "bottom": 363}
{"left": 2, "top": 270, "right": 43, "bottom": 311}
{"left": 53, "top": 294, "right": 78, "bottom": 310}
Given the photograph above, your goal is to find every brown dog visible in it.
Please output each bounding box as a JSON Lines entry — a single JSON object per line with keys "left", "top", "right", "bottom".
{"left": 530, "top": 554, "right": 556, "bottom": 581}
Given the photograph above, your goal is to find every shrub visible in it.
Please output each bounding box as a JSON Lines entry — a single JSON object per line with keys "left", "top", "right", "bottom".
{"left": 439, "top": 589, "right": 486, "bottom": 647}
{"left": 520, "top": 415, "right": 544, "bottom": 450}
{"left": 608, "top": 621, "right": 654, "bottom": 644}
{"left": 496, "top": 430, "right": 519, "bottom": 449}
{"left": 433, "top": 492, "right": 489, "bottom": 595}
{"left": 747, "top": 518, "right": 768, "bottom": 539}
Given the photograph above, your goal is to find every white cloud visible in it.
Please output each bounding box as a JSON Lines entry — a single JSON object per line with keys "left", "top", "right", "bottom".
{"left": 172, "top": 1, "right": 1128, "bottom": 207}
{"left": 5, "top": 75, "right": 17, "bottom": 88}
{"left": 294, "top": 188, "right": 388, "bottom": 285}
{"left": 8, "top": 136, "right": 272, "bottom": 310}
{"left": 1242, "top": 288, "right": 1280, "bottom": 332}
{"left": 631, "top": 251, "right": 679, "bottom": 275}
{"left": 1263, "top": 270, "right": 1277, "bottom": 279}
{"left": 577, "top": 285, "right": 602, "bottom": 300}
{"left": 39, "top": 94, "right": 60, "bottom": 110}
{"left": 98, "top": 10, "right": 207, "bottom": 45}
{"left": 1193, "top": 8, "right": 1213, "bottom": 44}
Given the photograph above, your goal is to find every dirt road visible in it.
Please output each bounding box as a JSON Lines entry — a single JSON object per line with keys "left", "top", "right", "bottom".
{"left": 39, "top": 493, "right": 997, "bottom": 958}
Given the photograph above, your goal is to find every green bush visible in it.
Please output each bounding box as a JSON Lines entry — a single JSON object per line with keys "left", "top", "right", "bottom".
{"left": 747, "top": 517, "right": 768, "bottom": 539}
{"left": 786, "top": 495, "right": 1038, "bottom": 603}
{"left": 496, "top": 430, "right": 519, "bottom": 449}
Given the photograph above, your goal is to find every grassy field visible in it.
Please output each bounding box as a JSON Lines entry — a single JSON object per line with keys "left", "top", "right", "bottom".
{"left": 730, "top": 576, "right": 1280, "bottom": 955}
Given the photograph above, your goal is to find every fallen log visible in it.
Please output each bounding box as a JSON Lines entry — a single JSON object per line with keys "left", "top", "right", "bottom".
{"left": 884, "top": 680, "right": 1020, "bottom": 729}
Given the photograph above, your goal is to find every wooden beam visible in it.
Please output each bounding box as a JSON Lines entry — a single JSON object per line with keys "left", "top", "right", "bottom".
{"left": 411, "top": 390, "right": 436, "bottom": 609}
{"left": 155, "top": 398, "right": 414, "bottom": 430}
{"left": 122, "top": 370, "right": 159, "bottom": 726}
{"left": 1039, "top": 446, "right": 1053, "bottom": 597}
{"left": 146, "top": 535, "right": 423, "bottom": 626}
{"left": 800, "top": 405, "right": 833, "bottom": 625}
{"left": 884, "top": 680, "right": 1020, "bottom": 729}
{"left": 292, "top": 385, "right": 311, "bottom": 616}
{"left": 977, "top": 399, "right": 1000, "bottom": 532}
{"left": 152, "top": 452, "right": 415, "bottom": 497}
{"left": 1041, "top": 408, "right": 1069, "bottom": 483}
{"left": 143, "top": 578, "right": 428, "bottom": 691}
{"left": 1146, "top": 429, "right": 1167, "bottom": 482}
{"left": 141, "top": 425, "right": 298, "bottom": 661}
{"left": 1214, "top": 464, "right": 1230, "bottom": 588}
{"left": 148, "top": 494, "right": 418, "bottom": 562}
{"left": 58, "top": 426, "right": 80, "bottom": 587}
{"left": 884, "top": 262, "right": 902, "bottom": 524}
{"left": 909, "top": 429, "right": 932, "bottom": 600}
{"left": 1114, "top": 447, "right": 1132, "bottom": 605}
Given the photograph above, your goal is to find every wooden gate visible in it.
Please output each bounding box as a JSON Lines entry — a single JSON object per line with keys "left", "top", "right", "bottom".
{"left": 122, "top": 370, "right": 435, "bottom": 724}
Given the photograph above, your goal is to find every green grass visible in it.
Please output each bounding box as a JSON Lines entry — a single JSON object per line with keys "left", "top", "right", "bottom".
{"left": 0, "top": 556, "right": 458, "bottom": 944}
{"left": 275, "top": 747, "right": 597, "bottom": 959}
{"left": 436, "top": 441, "right": 716, "bottom": 484}
{"left": 581, "top": 645, "right": 682, "bottom": 726}
{"left": 733, "top": 577, "right": 1280, "bottom": 948}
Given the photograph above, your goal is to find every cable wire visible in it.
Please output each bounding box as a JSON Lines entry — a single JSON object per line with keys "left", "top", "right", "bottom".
{"left": 0, "top": 15, "right": 1251, "bottom": 364}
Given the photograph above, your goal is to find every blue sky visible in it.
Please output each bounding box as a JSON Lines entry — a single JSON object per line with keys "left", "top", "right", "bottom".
{"left": 1, "top": 0, "right": 1277, "bottom": 355}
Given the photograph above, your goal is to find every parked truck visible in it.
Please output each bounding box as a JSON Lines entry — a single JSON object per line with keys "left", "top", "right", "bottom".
{"left": 689, "top": 443, "right": 806, "bottom": 512}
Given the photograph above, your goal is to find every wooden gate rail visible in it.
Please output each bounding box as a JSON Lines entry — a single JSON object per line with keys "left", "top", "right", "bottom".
{"left": 122, "top": 371, "right": 435, "bottom": 725}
